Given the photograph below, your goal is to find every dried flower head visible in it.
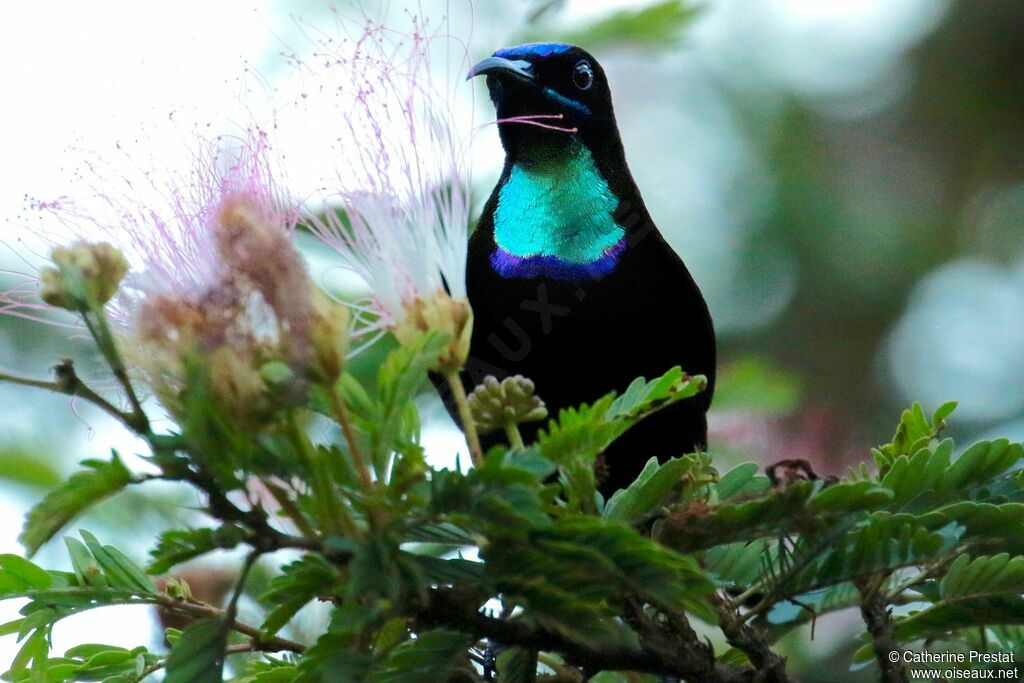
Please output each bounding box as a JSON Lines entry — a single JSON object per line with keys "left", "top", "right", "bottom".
{"left": 294, "top": 14, "right": 475, "bottom": 370}
{"left": 15, "top": 129, "right": 350, "bottom": 423}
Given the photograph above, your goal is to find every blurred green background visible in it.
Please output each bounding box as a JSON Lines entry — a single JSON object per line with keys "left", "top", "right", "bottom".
{"left": 2, "top": 0, "right": 1022, "bottom": 679}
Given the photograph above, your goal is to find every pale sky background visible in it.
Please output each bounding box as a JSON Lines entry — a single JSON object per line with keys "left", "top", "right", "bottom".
{"left": 0, "top": 0, "right": 950, "bottom": 672}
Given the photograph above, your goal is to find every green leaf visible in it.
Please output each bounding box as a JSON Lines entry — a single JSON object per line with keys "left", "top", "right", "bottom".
{"left": 606, "top": 367, "right": 705, "bottom": 421}
{"left": 163, "top": 618, "right": 227, "bottom": 683}
{"left": 176, "top": 357, "right": 250, "bottom": 489}
{"left": 936, "top": 502, "right": 1024, "bottom": 552}
{"left": 369, "top": 332, "right": 447, "bottom": 472}
{"left": 784, "top": 515, "right": 963, "bottom": 595}
{"left": 19, "top": 453, "right": 133, "bottom": 556}
{"left": 0, "top": 450, "right": 62, "bottom": 489}
{"left": 603, "top": 455, "right": 712, "bottom": 524}
{"left": 405, "top": 553, "right": 484, "bottom": 584}
{"left": 487, "top": 515, "right": 714, "bottom": 642}
{"left": 704, "top": 541, "right": 772, "bottom": 588}
{"left": 77, "top": 530, "right": 154, "bottom": 592}
{"left": 808, "top": 481, "right": 893, "bottom": 514}
{"left": 894, "top": 596, "right": 1024, "bottom": 643}
{"left": 496, "top": 647, "right": 538, "bottom": 683}
{"left": 148, "top": 526, "right": 247, "bottom": 575}
{"left": 0, "top": 555, "right": 52, "bottom": 595}
{"left": 429, "top": 451, "right": 551, "bottom": 535}
{"left": 540, "top": 368, "right": 705, "bottom": 467}
{"left": 874, "top": 402, "right": 956, "bottom": 475}
{"left": 9, "top": 628, "right": 49, "bottom": 679}
{"left": 932, "top": 401, "right": 958, "bottom": 425}
{"left": 537, "top": 394, "right": 619, "bottom": 467}
{"left": 402, "top": 522, "right": 476, "bottom": 546}
{"left": 937, "top": 553, "right": 1024, "bottom": 602}
{"left": 542, "top": 0, "right": 701, "bottom": 52}
{"left": 715, "top": 463, "right": 770, "bottom": 500}
{"left": 64, "top": 537, "right": 105, "bottom": 587}
{"left": 656, "top": 480, "right": 819, "bottom": 552}
{"left": 261, "top": 554, "right": 340, "bottom": 635}
{"left": 940, "top": 439, "right": 1023, "bottom": 494}
{"left": 367, "top": 628, "right": 472, "bottom": 682}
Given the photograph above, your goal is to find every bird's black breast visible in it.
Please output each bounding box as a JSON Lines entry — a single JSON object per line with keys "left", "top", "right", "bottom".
{"left": 454, "top": 196, "right": 716, "bottom": 494}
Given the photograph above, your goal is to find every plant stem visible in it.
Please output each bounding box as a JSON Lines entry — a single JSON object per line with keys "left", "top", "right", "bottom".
{"left": 80, "top": 308, "right": 149, "bottom": 431}
{"left": 710, "top": 592, "right": 790, "bottom": 681}
{"left": 262, "top": 479, "right": 320, "bottom": 540}
{"left": 328, "top": 384, "right": 374, "bottom": 490}
{"left": 855, "top": 576, "right": 908, "bottom": 683}
{"left": 885, "top": 550, "right": 965, "bottom": 601}
{"left": 155, "top": 594, "right": 306, "bottom": 653}
{"left": 0, "top": 365, "right": 138, "bottom": 432}
{"left": 416, "top": 588, "right": 766, "bottom": 682}
{"left": 445, "top": 371, "right": 483, "bottom": 466}
{"left": 285, "top": 411, "right": 360, "bottom": 538}
{"left": 503, "top": 422, "right": 525, "bottom": 450}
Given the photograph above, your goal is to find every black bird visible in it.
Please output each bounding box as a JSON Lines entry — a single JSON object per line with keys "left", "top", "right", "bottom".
{"left": 454, "top": 42, "right": 716, "bottom": 494}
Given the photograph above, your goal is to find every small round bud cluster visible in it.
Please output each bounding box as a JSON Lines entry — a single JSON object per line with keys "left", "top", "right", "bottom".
{"left": 468, "top": 375, "right": 548, "bottom": 436}
{"left": 40, "top": 242, "right": 128, "bottom": 311}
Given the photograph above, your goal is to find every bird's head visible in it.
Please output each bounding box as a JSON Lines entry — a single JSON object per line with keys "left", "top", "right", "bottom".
{"left": 468, "top": 43, "right": 619, "bottom": 161}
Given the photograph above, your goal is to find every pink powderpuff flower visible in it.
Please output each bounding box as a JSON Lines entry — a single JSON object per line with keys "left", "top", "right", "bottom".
{"left": 290, "top": 11, "right": 475, "bottom": 370}
{"left": 5, "top": 129, "right": 349, "bottom": 423}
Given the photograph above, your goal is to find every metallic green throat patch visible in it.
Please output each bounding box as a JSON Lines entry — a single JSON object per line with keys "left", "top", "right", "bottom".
{"left": 493, "top": 141, "right": 624, "bottom": 277}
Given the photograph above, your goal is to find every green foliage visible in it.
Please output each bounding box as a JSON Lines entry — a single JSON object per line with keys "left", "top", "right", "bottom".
{"left": 260, "top": 555, "right": 340, "bottom": 635}
{"left": 148, "top": 526, "right": 248, "bottom": 575}
{"left": 533, "top": 1, "right": 701, "bottom": 52}
{"left": 366, "top": 629, "right": 473, "bottom": 682}
{"left": 1, "top": 643, "right": 159, "bottom": 683}
{"left": 163, "top": 618, "right": 227, "bottom": 683}
{"left": 0, "top": 449, "right": 62, "bottom": 489}
{"left": 20, "top": 452, "right": 132, "bottom": 556}
{"left": 5, "top": 280, "right": 1024, "bottom": 683}
{"left": 0, "top": 531, "right": 171, "bottom": 683}
{"left": 711, "top": 357, "right": 803, "bottom": 417}
{"left": 603, "top": 454, "right": 713, "bottom": 525}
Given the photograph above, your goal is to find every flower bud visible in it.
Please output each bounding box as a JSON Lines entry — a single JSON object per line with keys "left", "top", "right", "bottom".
{"left": 307, "top": 289, "right": 350, "bottom": 383}
{"left": 395, "top": 292, "right": 473, "bottom": 372}
{"left": 206, "top": 346, "right": 271, "bottom": 421}
{"left": 41, "top": 242, "right": 128, "bottom": 311}
{"left": 468, "top": 375, "right": 548, "bottom": 435}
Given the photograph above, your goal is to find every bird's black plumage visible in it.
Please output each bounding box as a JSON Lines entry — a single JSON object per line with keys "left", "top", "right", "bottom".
{"left": 448, "top": 43, "right": 716, "bottom": 494}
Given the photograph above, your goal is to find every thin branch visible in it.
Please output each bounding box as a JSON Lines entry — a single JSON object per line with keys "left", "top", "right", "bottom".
{"left": 711, "top": 592, "right": 790, "bottom": 681}
{"left": 155, "top": 594, "right": 306, "bottom": 653}
{"left": 733, "top": 523, "right": 855, "bottom": 621}
{"left": 160, "top": 464, "right": 349, "bottom": 563}
{"left": 0, "top": 362, "right": 138, "bottom": 432}
{"left": 444, "top": 371, "right": 483, "bottom": 466}
{"left": 416, "top": 589, "right": 763, "bottom": 683}
{"left": 885, "top": 550, "right": 967, "bottom": 602}
{"left": 620, "top": 596, "right": 720, "bottom": 681}
{"left": 327, "top": 384, "right": 375, "bottom": 490}
{"left": 855, "top": 576, "right": 908, "bottom": 683}
{"left": 262, "top": 479, "right": 320, "bottom": 540}
{"left": 139, "top": 599, "right": 305, "bottom": 681}
{"left": 503, "top": 422, "right": 525, "bottom": 450}
{"left": 79, "top": 307, "right": 149, "bottom": 431}
{"left": 285, "top": 410, "right": 362, "bottom": 538}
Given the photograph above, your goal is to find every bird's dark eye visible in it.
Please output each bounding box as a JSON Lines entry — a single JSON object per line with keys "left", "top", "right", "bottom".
{"left": 572, "top": 61, "right": 594, "bottom": 91}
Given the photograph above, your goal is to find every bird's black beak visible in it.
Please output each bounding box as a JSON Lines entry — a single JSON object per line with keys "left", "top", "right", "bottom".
{"left": 466, "top": 56, "right": 535, "bottom": 84}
